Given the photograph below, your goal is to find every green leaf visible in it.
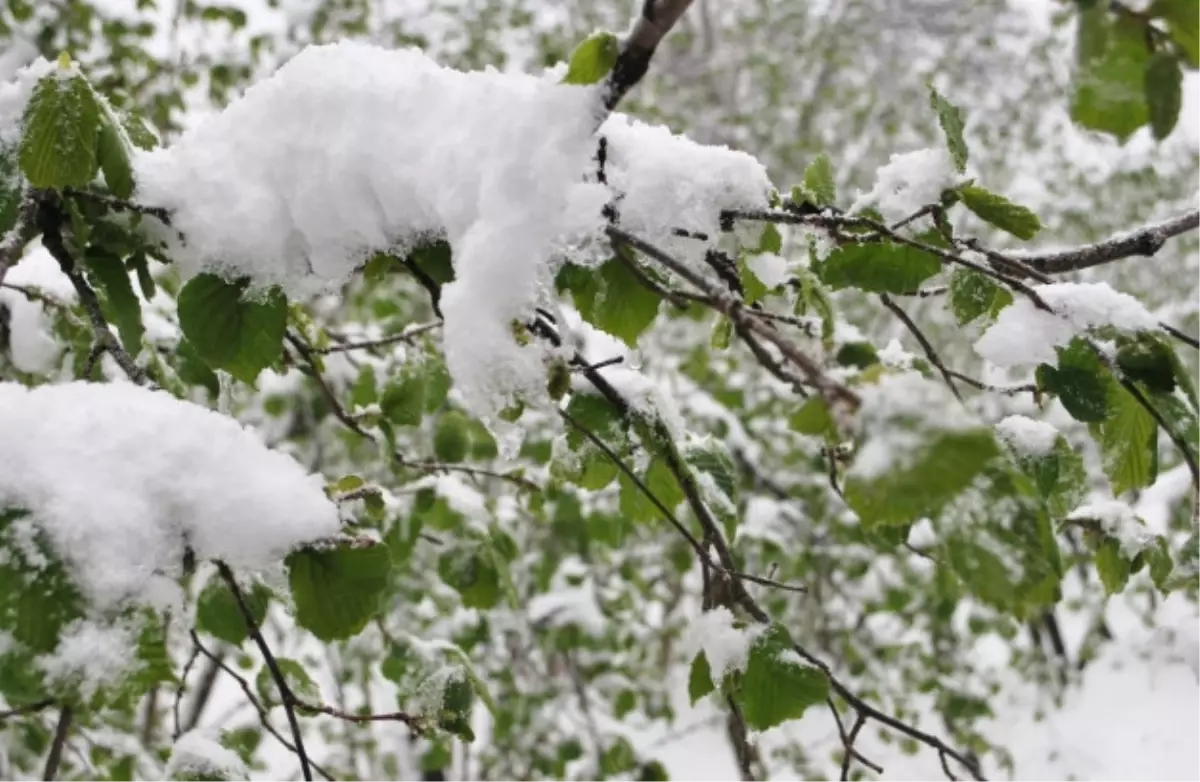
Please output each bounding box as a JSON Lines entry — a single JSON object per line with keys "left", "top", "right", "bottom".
{"left": 738, "top": 256, "right": 770, "bottom": 304}
{"left": 1149, "top": 0, "right": 1199, "bottom": 67}
{"left": 85, "top": 249, "right": 144, "bottom": 357}
{"left": 1071, "top": 12, "right": 1151, "bottom": 141}
{"left": 256, "top": 658, "right": 319, "bottom": 706}
{"left": 96, "top": 118, "right": 135, "bottom": 199}
{"left": 948, "top": 268, "right": 1013, "bottom": 325}
{"left": 433, "top": 411, "right": 472, "bottom": 463}
{"left": 121, "top": 112, "right": 159, "bottom": 150}
{"left": 381, "top": 368, "right": 426, "bottom": 426}
{"left": 740, "top": 624, "right": 828, "bottom": 730}
{"left": 438, "top": 545, "right": 502, "bottom": 609}
{"left": 788, "top": 397, "right": 834, "bottom": 437}
{"left": 619, "top": 459, "right": 685, "bottom": 524}
{"left": 816, "top": 238, "right": 941, "bottom": 294}
{"left": 564, "top": 392, "right": 627, "bottom": 451}
{"left": 1000, "top": 433, "right": 1087, "bottom": 518}
{"left": 1095, "top": 538, "right": 1130, "bottom": 594}
{"left": 957, "top": 185, "right": 1041, "bottom": 240}
{"left": 177, "top": 274, "right": 287, "bottom": 385}
{"left": 562, "top": 31, "right": 620, "bottom": 85}
{"left": 0, "top": 509, "right": 86, "bottom": 655}
{"left": 845, "top": 429, "right": 1000, "bottom": 526}
{"left": 1116, "top": 333, "right": 1177, "bottom": 394}
{"left": 928, "top": 86, "right": 968, "bottom": 173}
{"left": 684, "top": 438, "right": 739, "bottom": 510}
{"left": 19, "top": 70, "right": 102, "bottom": 189}
{"left": 407, "top": 240, "right": 455, "bottom": 285}
{"left": 557, "top": 256, "right": 662, "bottom": 346}
{"left": 286, "top": 544, "right": 392, "bottom": 641}
{"left": 835, "top": 341, "right": 879, "bottom": 369}
{"left": 802, "top": 153, "right": 836, "bottom": 206}
{"left": 794, "top": 268, "right": 835, "bottom": 340}
{"left": 1093, "top": 382, "right": 1157, "bottom": 494}
{"left": 687, "top": 653, "right": 715, "bottom": 705}
{"left": 1145, "top": 53, "right": 1183, "bottom": 140}
{"left": 196, "top": 577, "right": 271, "bottom": 646}
{"left": 1035, "top": 340, "right": 1110, "bottom": 423}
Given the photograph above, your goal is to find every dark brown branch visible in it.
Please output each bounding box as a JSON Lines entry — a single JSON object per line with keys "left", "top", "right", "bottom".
{"left": 1020, "top": 210, "right": 1198, "bottom": 274}
{"left": 879, "top": 293, "right": 964, "bottom": 404}
{"left": 0, "top": 199, "right": 39, "bottom": 287}
{"left": 216, "top": 562, "right": 313, "bottom": 782}
{"left": 293, "top": 699, "right": 419, "bottom": 728}
{"left": 836, "top": 708, "right": 878, "bottom": 780}
{"left": 602, "top": 0, "right": 697, "bottom": 112}
{"left": 42, "top": 705, "right": 73, "bottom": 781}
{"left": 0, "top": 699, "right": 53, "bottom": 721}
{"left": 173, "top": 642, "right": 202, "bottom": 740}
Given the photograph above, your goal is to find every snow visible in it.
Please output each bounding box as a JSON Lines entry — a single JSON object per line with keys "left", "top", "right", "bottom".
{"left": 994, "top": 414, "right": 1059, "bottom": 458}
{"left": 975, "top": 282, "right": 1159, "bottom": 368}
{"left": 0, "top": 57, "right": 50, "bottom": 149}
{"left": 167, "top": 731, "right": 249, "bottom": 781}
{"left": 0, "top": 244, "right": 76, "bottom": 374}
{"left": 745, "top": 251, "right": 789, "bottom": 289}
{"left": 0, "top": 381, "right": 340, "bottom": 609}
{"left": 681, "top": 606, "right": 763, "bottom": 685}
{"left": 1067, "top": 500, "right": 1156, "bottom": 559}
{"left": 876, "top": 338, "right": 916, "bottom": 369}
{"left": 36, "top": 617, "right": 138, "bottom": 698}
{"left": 736, "top": 496, "right": 794, "bottom": 548}
{"left": 122, "top": 40, "right": 769, "bottom": 421}
{"left": 850, "top": 147, "right": 964, "bottom": 224}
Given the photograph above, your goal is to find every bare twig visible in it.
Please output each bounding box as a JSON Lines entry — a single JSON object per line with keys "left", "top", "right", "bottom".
{"left": 1017, "top": 210, "right": 1198, "bottom": 274}
{"left": 42, "top": 705, "right": 73, "bottom": 781}
{"left": 0, "top": 199, "right": 38, "bottom": 287}
{"left": 879, "top": 293, "right": 964, "bottom": 404}
{"left": 0, "top": 699, "right": 53, "bottom": 722}
{"left": 603, "top": 0, "right": 698, "bottom": 112}
{"left": 318, "top": 322, "right": 442, "bottom": 354}
{"left": 293, "top": 699, "right": 419, "bottom": 729}
{"left": 173, "top": 642, "right": 202, "bottom": 740}
{"left": 216, "top": 562, "right": 313, "bottom": 782}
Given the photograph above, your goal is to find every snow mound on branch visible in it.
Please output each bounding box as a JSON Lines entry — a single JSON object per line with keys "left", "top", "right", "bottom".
{"left": 167, "top": 731, "right": 249, "bottom": 781}
{"left": 995, "top": 415, "right": 1059, "bottom": 458}
{"left": 851, "top": 147, "right": 964, "bottom": 224}
{"left": 975, "top": 281, "right": 1158, "bottom": 367}
{"left": 0, "top": 381, "right": 339, "bottom": 608}
{"left": 131, "top": 41, "right": 771, "bottom": 419}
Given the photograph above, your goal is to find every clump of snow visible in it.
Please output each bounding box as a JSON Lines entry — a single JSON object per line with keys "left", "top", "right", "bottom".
{"left": 37, "top": 618, "right": 137, "bottom": 698}
{"left": 736, "top": 497, "right": 793, "bottom": 548}
{"left": 0, "top": 382, "right": 340, "bottom": 609}
{"left": 681, "top": 606, "right": 763, "bottom": 684}
{"left": 1068, "top": 501, "right": 1157, "bottom": 559}
{"left": 850, "top": 147, "right": 963, "bottom": 224}
{"left": 167, "top": 731, "right": 249, "bottom": 781}
{"left": 995, "top": 415, "right": 1059, "bottom": 458}
{"left": 601, "top": 113, "right": 772, "bottom": 261}
{"left": 125, "top": 40, "right": 770, "bottom": 421}
{"left": 975, "top": 282, "right": 1159, "bottom": 368}
{"left": 745, "top": 252, "right": 789, "bottom": 289}
{"left": 876, "top": 338, "right": 915, "bottom": 369}
{"left": 0, "top": 244, "right": 76, "bottom": 374}
{"left": 849, "top": 371, "right": 977, "bottom": 480}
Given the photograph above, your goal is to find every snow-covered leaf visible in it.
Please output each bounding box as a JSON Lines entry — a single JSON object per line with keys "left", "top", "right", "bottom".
{"left": 286, "top": 544, "right": 391, "bottom": 641}
{"left": 948, "top": 268, "right": 1012, "bottom": 325}
{"left": 19, "top": 69, "right": 102, "bottom": 189}
{"left": 957, "top": 185, "right": 1041, "bottom": 240}
{"left": 739, "top": 624, "right": 828, "bottom": 730}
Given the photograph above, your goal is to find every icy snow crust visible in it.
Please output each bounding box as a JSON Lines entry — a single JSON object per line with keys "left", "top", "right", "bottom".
{"left": 0, "top": 382, "right": 340, "bottom": 609}
{"left": 131, "top": 41, "right": 771, "bottom": 418}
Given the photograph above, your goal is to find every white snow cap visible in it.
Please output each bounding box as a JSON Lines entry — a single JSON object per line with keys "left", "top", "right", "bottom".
{"left": 975, "top": 282, "right": 1159, "bottom": 368}
{"left": 167, "top": 731, "right": 249, "bottom": 781}
{"left": 681, "top": 606, "right": 763, "bottom": 685}
{"left": 0, "top": 382, "right": 340, "bottom": 609}
{"left": 1068, "top": 500, "right": 1156, "bottom": 559}
{"left": 130, "top": 41, "right": 771, "bottom": 420}
{"left": 851, "top": 147, "right": 964, "bottom": 224}
{"left": 995, "top": 415, "right": 1060, "bottom": 458}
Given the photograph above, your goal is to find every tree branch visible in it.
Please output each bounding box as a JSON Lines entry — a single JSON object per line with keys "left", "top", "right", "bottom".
{"left": 216, "top": 562, "right": 313, "bottom": 782}
{"left": 603, "top": 0, "right": 697, "bottom": 112}
{"left": 879, "top": 293, "right": 964, "bottom": 404}
{"left": 41, "top": 705, "right": 73, "bottom": 781}
{"left": 1018, "top": 210, "right": 1198, "bottom": 274}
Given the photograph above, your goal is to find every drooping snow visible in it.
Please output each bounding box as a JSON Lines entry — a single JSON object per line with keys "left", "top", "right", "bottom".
{"left": 0, "top": 57, "right": 50, "bottom": 149}
{"left": 0, "top": 381, "right": 340, "bottom": 609}
{"left": 166, "top": 731, "right": 249, "bottom": 781}
{"left": 850, "top": 147, "right": 963, "bottom": 224}
{"left": 681, "top": 606, "right": 763, "bottom": 685}
{"left": 975, "top": 281, "right": 1159, "bottom": 368}
{"left": 527, "top": 562, "right": 607, "bottom": 637}
{"left": 995, "top": 414, "right": 1059, "bottom": 458}
{"left": 125, "top": 41, "right": 770, "bottom": 420}
{"left": 1067, "top": 500, "right": 1157, "bottom": 559}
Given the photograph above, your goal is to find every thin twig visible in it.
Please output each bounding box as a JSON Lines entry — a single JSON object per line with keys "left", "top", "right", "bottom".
{"left": 293, "top": 699, "right": 419, "bottom": 729}
{"left": 216, "top": 562, "right": 313, "bottom": 782}
{"left": 318, "top": 322, "right": 442, "bottom": 354}
{"left": 0, "top": 699, "right": 54, "bottom": 721}
{"left": 173, "top": 642, "right": 201, "bottom": 740}
{"left": 879, "top": 293, "right": 964, "bottom": 404}
{"left": 42, "top": 705, "right": 73, "bottom": 781}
